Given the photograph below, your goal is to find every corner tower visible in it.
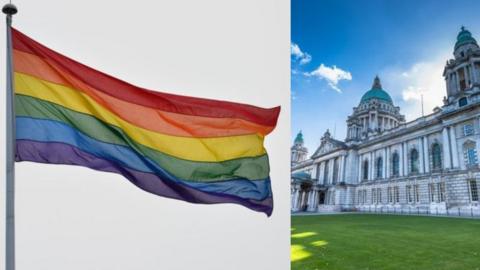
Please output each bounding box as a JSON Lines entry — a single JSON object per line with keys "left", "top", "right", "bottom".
{"left": 346, "top": 76, "right": 405, "bottom": 142}
{"left": 443, "top": 27, "right": 480, "bottom": 106}
{"left": 291, "top": 131, "right": 308, "bottom": 166}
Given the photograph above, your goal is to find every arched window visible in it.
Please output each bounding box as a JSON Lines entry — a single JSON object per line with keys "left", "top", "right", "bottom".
{"left": 332, "top": 158, "right": 339, "bottom": 184}
{"left": 464, "top": 141, "right": 478, "bottom": 166}
{"left": 392, "top": 152, "right": 400, "bottom": 177}
{"left": 410, "top": 149, "right": 419, "bottom": 173}
{"left": 376, "top": 157, "right": 383, "bottom": 179}
{"left": 324, "top": 160, "right": 329, "bottom": 183}
{"left": 431, "top": 143, "right": 442, "bottom": 170}
{"left": 363, "top": 160, "right": 369, "bottom": 181}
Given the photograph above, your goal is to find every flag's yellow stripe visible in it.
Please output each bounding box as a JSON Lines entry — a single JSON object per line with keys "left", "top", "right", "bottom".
{"left": 14, "top": 72, "right": 266, "bottom": 162}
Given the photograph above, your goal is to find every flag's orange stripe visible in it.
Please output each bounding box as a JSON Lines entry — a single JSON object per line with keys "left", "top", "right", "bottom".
{"left": 12, "top": 28, "right": 280, "bottom": 127}
{"left": 13, "top": 49, "right": 273, "bottom": 137}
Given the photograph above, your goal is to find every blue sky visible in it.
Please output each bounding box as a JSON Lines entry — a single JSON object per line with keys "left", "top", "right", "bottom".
{"left": 292, "top": 0, "right": 480, "bottom": 152}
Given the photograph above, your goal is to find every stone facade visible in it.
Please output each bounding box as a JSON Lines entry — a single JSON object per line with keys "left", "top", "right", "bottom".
{"left": 291, "top": 27, "right": 480, "bottom": 214}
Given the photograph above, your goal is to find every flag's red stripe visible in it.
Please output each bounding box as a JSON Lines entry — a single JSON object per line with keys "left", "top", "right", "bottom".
{"left": 13, "top": 49, "right": 275, "bottom": 137}
{"left": 12, "top": 28, "right": 280, "bottom": 127}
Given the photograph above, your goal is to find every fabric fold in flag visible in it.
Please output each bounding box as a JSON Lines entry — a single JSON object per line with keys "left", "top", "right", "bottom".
{"left": 12, "top": 28, "right": 280, "bottom": 216}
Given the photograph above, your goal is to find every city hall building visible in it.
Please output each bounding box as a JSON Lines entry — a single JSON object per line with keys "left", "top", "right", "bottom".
{"left": 291, "top": 27, "right": 480, "bottom": 214}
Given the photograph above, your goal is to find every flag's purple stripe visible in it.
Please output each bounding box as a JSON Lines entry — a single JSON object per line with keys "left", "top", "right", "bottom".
{"left": 16, "top": 139, "right": 273, "bottom": 216}
{"left": 16, "top": 116, "right": 271, "bottom": 200}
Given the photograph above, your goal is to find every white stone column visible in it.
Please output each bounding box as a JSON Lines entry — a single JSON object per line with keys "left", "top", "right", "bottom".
{"left": 455, "top": 70, "right": 460, "bottom": 91}
{"left": 369, "top": 152, "right": 374, "bottom": 181}
{"left": 339, "top": 155, "right": 345, "bottom": 182}
{"left": 445, "top": 76, "right": 450, "bottom": 96}
{"left": 386, "top": 147, "right": 390, "bottom": 178}
{"left": 329, "top": 159, "right": 334, "bottom": 184}
{"left": 423, "top": 136, "right": 430, "bottom": 173}
{"left": 291, "top": 188, "right": 296, "bottom": 210}
{"left": 449, "top": 126, "right": 459, "bottom": 168}
{"left": 293, "top": 189, "right": 300, "bottom": 210}
{"left": 418, "top": 137, "right": 424, "bottom": 174}
{"left": 310, "top": 191, "right": 315, "bottom": 207}
{"left": 317, "top": 163, "right": 322, "bottom": 182}
{"left": 469, "top": 64, "right": 475, "bottom": 85}
{"left": 464, "top": 66, "right": 470, "bottom": 87}
{"left": 358, "top": 155, "right": 362, "bottom": 182}
{"left": 399, "top": 144, "right": 404, "bottom": 176}
{"left": 403, "top": 142, "right": 408, "bottom": 175}
{"left": 308, "top": 191, "right": 314, "bottom": 209}
{"left": 311, "top": 164, "right": 317, "bottom": 181}
{"left": 301, "top": 192, "right": 307, "bottom": 209}
{"left": 442, "top": 127, "right": 452, "bottom": 169}
{"left": 383, "top": 148, "right": 387, "bottom": 178}
{"left": 473, "top": 62, "right": 479, "bottom": 84}
{"left": 307, "top": 191, "right": 312, "bottom": 209}
{"left": 451, "top": 73, "right": 455, "bottom": 92}
{"left": 319, "top": 162, "right": 325, "bottom": 184}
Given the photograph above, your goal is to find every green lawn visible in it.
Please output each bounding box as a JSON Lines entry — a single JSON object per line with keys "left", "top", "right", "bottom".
{"left": 291, "top": 214, "right": 480, "bottom": 270}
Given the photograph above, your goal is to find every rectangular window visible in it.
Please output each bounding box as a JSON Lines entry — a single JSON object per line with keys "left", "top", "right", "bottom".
{"left": 467, "top": 148, "right": 478, "bottom": 165}
{"left": 469, "top": 180, "right": 478, "bottom": 202}
{"left": 464, "top": 124, "right": 474, "bottom": 136}
{"left": 358, "top": 190, "right": 362, "bottom": 204}
{"left": 363, "top": 190, "right": 367, "bottom": 204}
{"left": 406, "top": 185, "right": 413, "bottom": 203}
{"left": 414, "top": 185, "right": 420, "bottom": 203}
{"left": 387, "top": 187, "right": 393, "bottom": 203}
{"left": 372, "top": 188, "right": 376, "bottom": 204}
{"left": 394, "top": 186, "right": 400, "bottom": 203}
{"left": 429, "top": 183, "right": 435, "bottom": 202}
{"left": 377, "top": 188, "right": 382, "bottom": 204}
{"left": 437, "top": 182, "right": 445, "bottom": 202}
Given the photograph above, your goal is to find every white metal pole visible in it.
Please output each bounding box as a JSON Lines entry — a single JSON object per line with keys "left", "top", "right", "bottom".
{"left": 3, "top": 3, "right": 17, "bottom": 270}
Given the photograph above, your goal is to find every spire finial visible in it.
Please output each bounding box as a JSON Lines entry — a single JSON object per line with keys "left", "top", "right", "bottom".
{"left": 372, "top": 75, "right": 382, "bottom": 89}
{"left": 461, "top": 25, "right": 465, "bottom": 31}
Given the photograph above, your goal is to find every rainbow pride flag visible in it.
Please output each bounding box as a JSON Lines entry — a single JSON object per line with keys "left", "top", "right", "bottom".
{"left": 12, "top": 28, "right": 280, "bottom": 216}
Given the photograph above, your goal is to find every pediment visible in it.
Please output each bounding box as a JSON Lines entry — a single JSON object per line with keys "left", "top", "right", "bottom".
{"left": 311, "top": 138, "right": 346, "bottom": 158}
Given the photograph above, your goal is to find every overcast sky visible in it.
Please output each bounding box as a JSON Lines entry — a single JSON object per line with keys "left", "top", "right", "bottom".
{"left": 0, "top": 1, "right": 290, "bottom": 269}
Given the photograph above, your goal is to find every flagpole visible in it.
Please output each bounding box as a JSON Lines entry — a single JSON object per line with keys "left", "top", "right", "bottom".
{"left": 3, "top": 3, "right": 17, "bottom": 270}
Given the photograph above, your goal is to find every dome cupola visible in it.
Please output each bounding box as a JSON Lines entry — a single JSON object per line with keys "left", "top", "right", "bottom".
{"left": 294, "top": 130, "right": 304, "bottom": 145}
{"left": 455, "top": 26, "right": 478, "bottom": 51}
{"left": 360, "top": 76, "right": 393, "bottom": 104}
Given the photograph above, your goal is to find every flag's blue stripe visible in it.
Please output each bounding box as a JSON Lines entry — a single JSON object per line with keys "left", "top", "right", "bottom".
{"left": 16, "top": 116, "right": 271, "bottom": 200}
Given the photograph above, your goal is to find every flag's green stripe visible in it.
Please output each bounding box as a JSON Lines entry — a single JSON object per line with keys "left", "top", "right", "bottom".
{"left": 15, "top": 94, "right": 270, "bottom": 182}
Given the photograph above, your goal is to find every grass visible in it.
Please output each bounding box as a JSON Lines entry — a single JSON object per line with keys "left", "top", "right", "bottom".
{"left": 291, "top": 214, "right": 480, "bottom": 270}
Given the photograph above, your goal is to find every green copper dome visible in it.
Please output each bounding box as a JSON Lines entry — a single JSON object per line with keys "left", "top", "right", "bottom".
{"left": 455, "top": 26, "right": 478, "bottom": 50}
{"left": 294, "top": 131, "right": 304, "bottom": 144}
{"left": 360, "top": 76, "right": 393, "bottom": 104}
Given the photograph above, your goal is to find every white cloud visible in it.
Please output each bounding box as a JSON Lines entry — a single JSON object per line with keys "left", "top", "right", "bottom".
{"left": 291, "top": 42, "right": 312, "bottom": 65}
{"left": 382, "top": 52, "right": 450, "bottom": 120}
{"left": 304, "top": 64, "right": 352, "bottom": 92}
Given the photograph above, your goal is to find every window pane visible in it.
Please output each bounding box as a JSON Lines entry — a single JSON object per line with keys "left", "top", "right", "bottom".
{"left": 470, "top": 180, "right": 478, "bottom": 201}
{"left": 392, "top": 153, "right": 399, "bottom": 176}
{"left": 464, "top": 124, "right": 474, "bottom": 136}
{"left": 432, "top": 144, "right": 442, "bottom": 170}
{"left": 410, "top": 149, "right": 419, "bottom": 173}
{"left": 363, "top": 160, "right": 369, "bottom": 180}
{"left": 429, "top": 184, "right": 435, "bottom": 202}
